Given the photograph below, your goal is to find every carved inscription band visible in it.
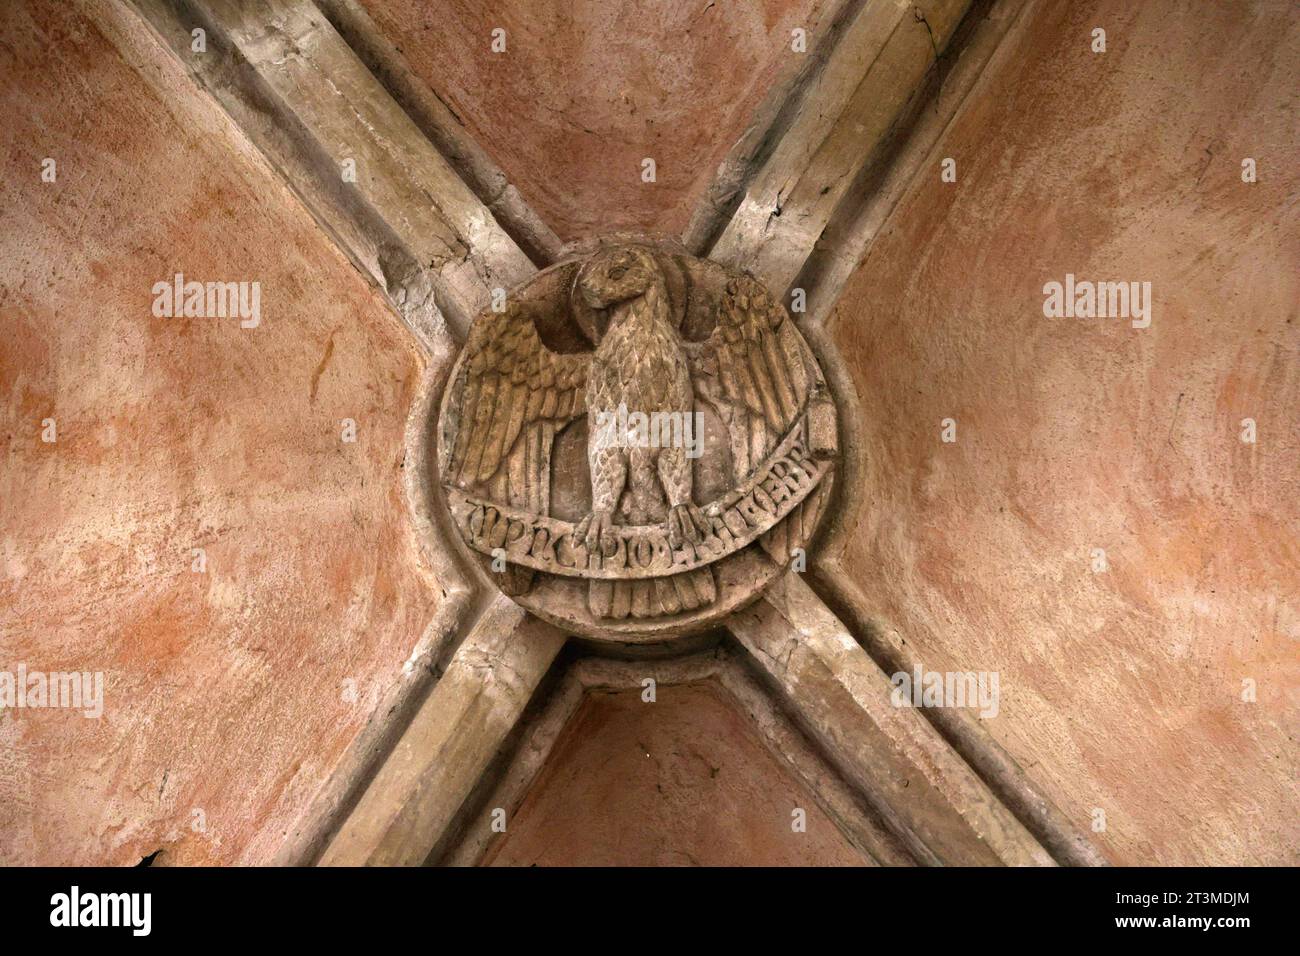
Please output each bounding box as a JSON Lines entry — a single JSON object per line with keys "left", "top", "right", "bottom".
{"left": 447, "top": 419, "right": 830, "bottom": 580}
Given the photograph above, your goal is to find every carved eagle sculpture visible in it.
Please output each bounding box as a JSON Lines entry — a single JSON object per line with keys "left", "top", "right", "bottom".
{"left": 441, "top": 244, "right": 811, "bottom": 620}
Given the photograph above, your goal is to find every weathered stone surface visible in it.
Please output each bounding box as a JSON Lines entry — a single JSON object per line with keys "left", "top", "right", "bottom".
{"left": 825, "top": 0, "right": 1300, "bottom": 865}
{"left": 437, "top": 244, "right": 837, "bottom": 640}
{"left": 0, "top": 0, "right": 436, "bottom": 865}
{"left": 680, "top": 0, "right": 862, "bottom": 254}
{"left": 729, "top": 574, "right": 1055, "bottom": 865}
{"left": 141, "top": 0, "right": 534, "bottom": 341}
{"left": 319, "top": 597, "right": 566, "bottom": 866}
{"left": 800, "top": 0, "right": 1034, "bottom": 326}
{"left": 314, "top": 0, "right": 564, "bottom": 265}
{"left": 710, "top": 0, "right": 973, "bottom": 293}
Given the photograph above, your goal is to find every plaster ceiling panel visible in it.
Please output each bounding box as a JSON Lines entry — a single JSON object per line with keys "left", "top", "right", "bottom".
{"left": 0, "top": 0, "right": 437, "bottom": 865}
{"left": 484, "top": 681, "right": 868, "bottom": 866}
{"left": 824, "top": 0, "right": 1300, "bottom": 865}
{"left": 358, "top": 0, "right": 833, "bottom": 242}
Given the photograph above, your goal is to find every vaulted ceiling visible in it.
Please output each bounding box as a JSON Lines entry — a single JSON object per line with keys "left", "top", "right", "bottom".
{"left": 357, "top": 0, "right": 834, "bottom": 241}
{"left": 2, "top": 0, "right": 1295, "bottom": 868}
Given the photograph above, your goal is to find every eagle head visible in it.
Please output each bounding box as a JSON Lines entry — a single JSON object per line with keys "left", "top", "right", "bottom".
{"left": 576, "top": 245, "right": 661, "bottom": 311}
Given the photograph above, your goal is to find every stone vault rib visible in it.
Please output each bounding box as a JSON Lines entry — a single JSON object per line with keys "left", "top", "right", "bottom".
{"left": 128, "top": 0, "right": 535, "bottom": 344}
{"left": 708, "top": 0, "right": 974, "bottom": 297}
{"left": 728, "top": 572, "right": 1055, "bottom": 866}
{"left": 318, "top": 597, "right": 566, "bottom": 866}
{"left": 692, "top": 0, "right": 1105, "bottom": 865}
{"left": 438, "top": 648, "right": 917, "bottom": 867}
{"left": 114, "top": 0, "right": 551, "bottom": 865}
{"left": 311, "top": 0, "right": 564, "bottom": 267}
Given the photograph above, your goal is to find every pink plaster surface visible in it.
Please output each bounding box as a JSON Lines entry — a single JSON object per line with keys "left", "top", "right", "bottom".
{"left": 487, "top": 681, "right": 868, "bottom": 866}
{"left": 0, "top": 1, "right": 437, "bottom": 865}
{"left": 827, "top": 0, "right": 1299, "bottom": 865}
{"left": 359, "top": 0, "right": 833, "bottom": 242}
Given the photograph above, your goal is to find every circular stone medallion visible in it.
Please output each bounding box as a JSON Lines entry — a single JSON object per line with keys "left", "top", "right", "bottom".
{"left": 436, "top": 242, "right": 837, "bottom": 643}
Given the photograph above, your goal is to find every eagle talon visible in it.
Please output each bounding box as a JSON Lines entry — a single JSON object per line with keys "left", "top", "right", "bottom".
{"left": 666, "top": 503, "right": 702, "bottom": 548}
{"left": 576, "top": 509, "right": 616, "bottom": 554}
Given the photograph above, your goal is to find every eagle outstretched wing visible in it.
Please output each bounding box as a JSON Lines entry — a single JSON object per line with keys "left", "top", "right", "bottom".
{"left": 688, "top": 274, "right": 812, "bottom": 480}
{"left": 442, "top": 303, "right": 589, "bottom": 519}
{"left": 687, "top": 274, "right": 832, "bottom": 566}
